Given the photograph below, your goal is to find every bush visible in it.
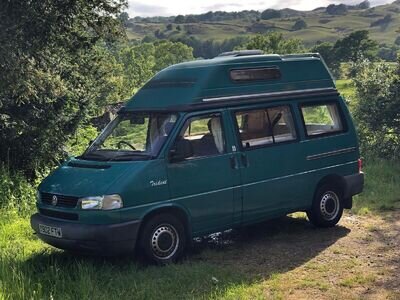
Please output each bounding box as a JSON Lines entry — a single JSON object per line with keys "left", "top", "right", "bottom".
{"left": 240, "top": 32, "right": 304, "bottom": 55}
{"left": 292, "top": 19, "right": 307, "bottom": 31}
{"left": 174, "top": 15, "right": 185, "bottom": 24}
{"left": 0, "top": 165, "right": 38, "bottom": 216}
{"left": 326, "top": 4, "right": 348, "bottom": 15}
{"left": 370, "top": 14, "right": 392, "bottom": 28}
{"left": 352, "top": 58, "right": 400, "bottom": 160}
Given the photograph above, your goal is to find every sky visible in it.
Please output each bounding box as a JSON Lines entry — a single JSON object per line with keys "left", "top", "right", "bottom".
{"left": 127, "top": 0, "right": 394, "bottom": 17}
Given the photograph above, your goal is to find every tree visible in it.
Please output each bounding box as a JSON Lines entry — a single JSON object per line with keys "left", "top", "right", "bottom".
{"left": 326, "top": 4, "right": 348, "bottom": 15}
{"left": 260, "top": 9, "right": 282, "bottom": 20}
{"left": 118, "top": 12, "right": 130, "bottom": 26}
{"left": 311, "top": 42, "right": 340, "bottom": 75}
{"left": 166, "top": 24, "right": 173, "bottom": 30}
{"left": 370, "top": 14, "right": 392, "bottom": 29}
{"left": 241, "top": 32, "right": 304, "bottom": 54}
{"left": 0, "top": 0, "right": 126, "bottom": 176}
{"left": 292, "top": 19, "right": 307, "bottom": 31}
{"left": 357, "top": 0, "right": 370, "bottom": 9}
{"left": 153, "top": 41, "right": 194, "bottom": 72}
{"left": 116, "top": 43, "right": 156, "bottom": 97}
{"left": 352, "top": 58, "right": 400, "bottom": 159}
{"left": 396, "top": 36, "right": 400, "bottom": 46}
{"left": 377, "top": 45, "right": 399, "bottom": 61}
{"left": 174, "top": 15, "right": 185, "bottom": 24}
{"left": 333, "top": 30, "right": 378, "bottom": 62}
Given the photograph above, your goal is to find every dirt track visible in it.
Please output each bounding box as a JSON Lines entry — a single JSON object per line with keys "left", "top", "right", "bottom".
{"left": 191, "top": 211, "right": 400, "bottom": 299}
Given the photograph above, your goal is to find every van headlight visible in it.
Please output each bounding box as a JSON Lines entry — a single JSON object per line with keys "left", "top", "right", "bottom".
{"left": 79, "top": 195, "right": 123, "bottom": 210}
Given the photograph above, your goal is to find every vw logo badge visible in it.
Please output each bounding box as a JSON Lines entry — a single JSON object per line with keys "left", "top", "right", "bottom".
{"left": 51, "top": 195, "right": 58, "bottom": 206}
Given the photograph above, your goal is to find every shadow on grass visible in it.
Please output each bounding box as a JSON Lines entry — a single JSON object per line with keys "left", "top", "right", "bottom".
{"left": 14, "top": 216, "right": 350, "bottom": 299}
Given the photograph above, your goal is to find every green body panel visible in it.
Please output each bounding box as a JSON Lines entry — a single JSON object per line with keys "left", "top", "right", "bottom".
{"left": 165, "top": 110, "right": 241, "bottom": 235}
{"left": 36, "top": 53, "right": 361, "bottom": 239}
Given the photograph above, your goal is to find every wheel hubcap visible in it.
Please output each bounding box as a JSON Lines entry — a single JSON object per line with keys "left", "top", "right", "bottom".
{"left": 320, "top": 191, "right": 340, "bottom": 221}
{"left": 151, "top": 224, "right": 179, "bottom": 260}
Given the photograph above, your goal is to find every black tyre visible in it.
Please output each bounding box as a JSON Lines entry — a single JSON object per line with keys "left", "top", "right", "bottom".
{"left": 307, "top": 184, "right": 344, "bottom": 227}
{"left": 139, "top": 213, "right": 186, "bottom": 264}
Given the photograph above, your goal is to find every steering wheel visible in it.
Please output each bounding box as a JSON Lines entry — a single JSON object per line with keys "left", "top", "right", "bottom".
{"left": 117, "top": 141, "right": 136, "bottom": 150}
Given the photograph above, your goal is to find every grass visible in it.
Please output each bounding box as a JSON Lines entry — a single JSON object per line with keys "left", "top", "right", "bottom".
{"left": 0, "top": 159, "right": 399, "bottom": 299}
{"left": 1, "top": 80, "right": 399, "bottom": 299}
{"left": 353, "top": 159, "right": 400, "bottom": 214}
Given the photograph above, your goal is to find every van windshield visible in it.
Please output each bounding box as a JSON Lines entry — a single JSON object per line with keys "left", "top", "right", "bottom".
{"left": 81, "top": 112, "right": 178, "bottom": 161}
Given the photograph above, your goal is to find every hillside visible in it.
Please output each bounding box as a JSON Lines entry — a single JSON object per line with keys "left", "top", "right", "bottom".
{"left": 125, "top": 1, "right": 400, "bottom": 48}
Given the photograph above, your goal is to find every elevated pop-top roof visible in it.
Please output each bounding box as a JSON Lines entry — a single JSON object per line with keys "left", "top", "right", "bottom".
{"left": 122, "top": 52, "right": 336, "bottom": 112}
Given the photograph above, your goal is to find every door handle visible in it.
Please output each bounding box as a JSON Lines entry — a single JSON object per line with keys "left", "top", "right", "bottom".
{"left": 241, "top": 153, "right": 249, "bottom": 168}
{"left": 230, "top": 156, "right": 238, "bottom": 169}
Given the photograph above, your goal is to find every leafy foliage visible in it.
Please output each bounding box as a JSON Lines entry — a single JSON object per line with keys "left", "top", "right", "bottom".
{"left": 114, "top": 41, "right": 193, "bottom": 98}
{"left": 352, "top": 57, "right": 400, "bottom": 159}
{"left": 326, "top": 4, "right": 348, "bottom": 15}
{"left": 240, "top": 33, "right": 304, "bottom": 54}
{"left": 173, "top": 36, "right": 248, "bottom": 58}
{"left": 334, "top": 30, "right": 378, "bottom": 63}
{"left": 292, "top": 19, "right": 308, "bottom": 31}
{"left": 0, "top": 0, "right": 127, "bottom": 177}
{"left": 0, "top": 165, "right": 39, "bottom": 216}
{"left": 153, "top": 41, "right": 194, "bottom": 72}
{"left": 370, "top": 14, "right": 393, "bottom": 29}
{"left": 311, "top": 31, "right": 378, "bottom": 76}
{"left": 311, "top": 42, "right": 340, "bottom": 75}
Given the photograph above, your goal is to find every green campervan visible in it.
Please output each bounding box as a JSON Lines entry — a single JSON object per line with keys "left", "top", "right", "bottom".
{"left": 31, "top": 51, "right": 364, "bottom": 263}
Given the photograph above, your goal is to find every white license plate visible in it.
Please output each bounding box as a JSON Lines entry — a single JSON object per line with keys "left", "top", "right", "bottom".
{"left": 39, "top": 224, "right": 62, "bottom": 238}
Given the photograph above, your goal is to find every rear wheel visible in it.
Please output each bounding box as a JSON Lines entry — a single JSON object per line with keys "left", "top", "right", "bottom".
{"left": 139, "top": 213, "right": 186, "bottom": 264}
{"left": 307, "top": 184, "right": 343, "bottom": 227}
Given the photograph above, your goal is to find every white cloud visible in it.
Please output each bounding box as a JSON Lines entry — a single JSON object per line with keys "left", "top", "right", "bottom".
{"left": 127, "top": 0, "right": 394, "bottom": 17}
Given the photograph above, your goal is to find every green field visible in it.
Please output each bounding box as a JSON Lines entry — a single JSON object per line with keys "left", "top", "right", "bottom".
{"left": 1, "top": 80, "right": 400, "bottom": 299}
{"left": 0, "top": 159, "right": 399, "bottom": 299}
{"left": 126, "top": 2, "right": 400, "bottom": 47}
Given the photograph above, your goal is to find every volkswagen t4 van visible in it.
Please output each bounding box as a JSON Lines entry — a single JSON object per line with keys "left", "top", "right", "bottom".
{"left": 31, "top": 51, "right": 364, "bottom": 263}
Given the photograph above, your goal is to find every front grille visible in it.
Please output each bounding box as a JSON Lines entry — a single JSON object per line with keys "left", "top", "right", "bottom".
{"left": 39, "top": 208, "right": 79, "bottom": 221}
{"left": 41, "top": 193, "right": 79, "bottom": 208}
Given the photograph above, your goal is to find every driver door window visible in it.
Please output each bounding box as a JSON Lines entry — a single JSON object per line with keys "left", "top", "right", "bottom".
{"left": 175, "top": 114, "right": 226, "bottom": 159}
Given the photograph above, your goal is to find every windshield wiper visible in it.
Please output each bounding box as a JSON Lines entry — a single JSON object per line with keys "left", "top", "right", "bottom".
{"left": 107, "top": 153, "right": 154, "bottom": 161}
{"left": 78, "top": 152, "right": 110, "bottom": 161}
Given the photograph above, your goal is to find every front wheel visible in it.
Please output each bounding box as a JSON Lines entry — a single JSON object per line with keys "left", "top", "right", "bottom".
{"left": 307, "top": 184, "right": 344, "bottom": 227}
{"left": 139, "top": 213, "right": 186, "bottom": 264}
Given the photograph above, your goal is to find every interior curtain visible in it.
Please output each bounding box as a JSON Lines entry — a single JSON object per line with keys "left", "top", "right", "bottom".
{"left": 327, "top": 105, "right": 342, "bottom": 130}
{"left": 211, "top": 118, "right": 224, "bottom": 153}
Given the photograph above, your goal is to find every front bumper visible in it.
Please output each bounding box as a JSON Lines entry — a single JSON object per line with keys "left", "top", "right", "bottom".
{"left": 31, "top": 213, "right": 141, "bottom": 255}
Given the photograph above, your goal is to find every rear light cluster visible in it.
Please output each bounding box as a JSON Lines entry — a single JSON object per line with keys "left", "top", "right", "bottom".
{"left": 358, "top": 158, "right": 363, "bottom": 173}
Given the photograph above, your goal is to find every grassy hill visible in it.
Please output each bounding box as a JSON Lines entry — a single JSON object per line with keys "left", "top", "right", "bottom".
{"left": 126, "top": 1, "right": 400, "bottom": 47}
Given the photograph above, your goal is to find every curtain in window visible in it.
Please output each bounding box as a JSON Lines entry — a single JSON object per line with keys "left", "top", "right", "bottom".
{"left": 327, "top": 105, "right": 342, "bottom": 130}
{"left": 210, "top": 118, "right": 224, "bottom": 154}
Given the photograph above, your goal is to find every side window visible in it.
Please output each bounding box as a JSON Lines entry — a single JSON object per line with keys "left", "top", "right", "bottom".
{"left": 301, "top": 102, "right": 344, "bottom": 137}
{"left": 235, "top": 105, "right": 297, "bottom": 149}
{"left": 175, "top": 114, "right": 226, "bottom": 159}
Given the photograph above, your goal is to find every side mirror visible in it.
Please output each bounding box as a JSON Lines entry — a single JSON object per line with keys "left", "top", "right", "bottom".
{"left": 169, "top": 139, "right": 193, "bottom": 162}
